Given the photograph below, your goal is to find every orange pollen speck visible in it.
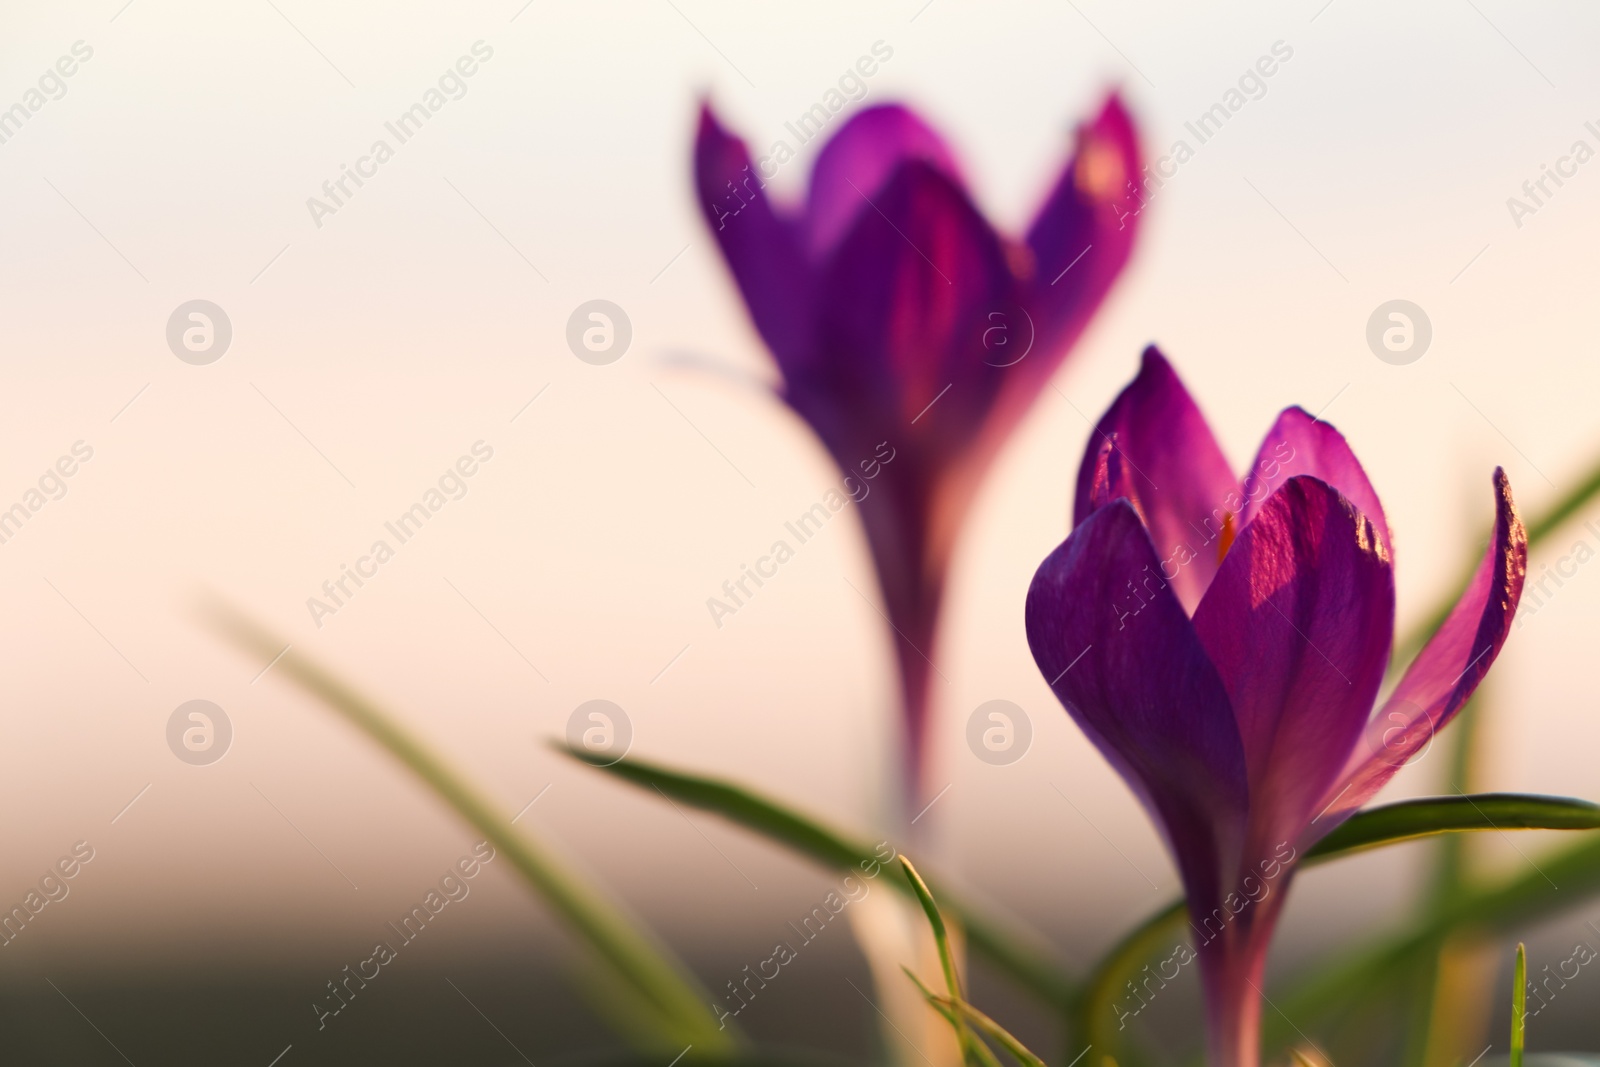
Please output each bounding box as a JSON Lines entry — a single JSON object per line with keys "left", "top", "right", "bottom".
{"left": 1217, "top": 512, "right": 1237, "bottom": 562}
{"left": 1073, "top": 136, "right": 1125, "bottom": 200}
{"left": 1003, "top": 239, "right": 1036, "bottom": 283}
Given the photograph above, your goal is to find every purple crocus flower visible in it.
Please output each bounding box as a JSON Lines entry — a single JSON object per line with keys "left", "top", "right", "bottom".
{"left": 1025, "top": 348, "right": 1527, "bottom": 1065}
{"left": 696, "top": 97, "right": 1143, "bottom": 806}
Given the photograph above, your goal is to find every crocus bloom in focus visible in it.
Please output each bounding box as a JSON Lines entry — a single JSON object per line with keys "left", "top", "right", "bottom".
{"left": 1025, "top": 348, "right": 1527, "bottom": 1065}
{"left": 696, "top": 97, "right": 1143, "bottom": 807}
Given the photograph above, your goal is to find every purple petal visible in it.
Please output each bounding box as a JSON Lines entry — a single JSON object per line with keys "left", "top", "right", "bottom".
{"left": 944, "top": 95, "right": 1143, "bottom": 483}
{"left": 1027, "top": 500, "right": 1248, "bottom": 908}
{"left": 804, "top": 104, "right": 962, "bottom": 260}
{"left": 694, "top": 103, "right": 815, "bottom": 379}
{"left": 1084, "top": 435, "right": 1141, "bottom": 516}
{"left": 796, "top": 161, "right": 1013, "bottom": 781}
{"left": 1240, "top": 407, "right": 1392, "bottom": 560}
{"left": 811, "top": 160, "right": 1014, "bottom": 444}
{"left": 1192, "top": 476, "right": 1395, "bottom": 848}
{"left": 1023, "top": 94, "right": 1142, "bottom": 358}
{"left": 1313, "top": 469, "right": 1528, "bottom": 833}
{"left": 1073, "top": 347, "right": 1240, "bottom": 612}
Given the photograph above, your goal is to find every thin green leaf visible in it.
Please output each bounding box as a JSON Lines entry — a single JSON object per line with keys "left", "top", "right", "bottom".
{"left": 210, "top": 605, "right": 734, "bottom": 1054}
{"left": 1512, "top": 942, "right": 1527, "bottom": 1067}
{"left": 901, "top": 857, "right": 988, "bottom": 1067}
{"left": 901, "top": 858, "right": 961, "bottom": 1000}
{"left": 572, "top": 955, "right": 714, "bottom": 1055}
{"left": 1428, "top": 693, "right": 1492, "bottom": 905}
{"left": 1306, "top": 794, "right": 1600, "bottom": 860}
{"left": 1390, "top": 936, "right": 1451, "bottom": 1061}
{"left": 561, "top": 745, "right": 1076, "bottom": 1007}
{"left": 565, "top": 743, "right": 864, "bottom": 867}
{"left": 902, "top": 968, "right": 1004, "bottom": 1067}
{"left": 926, "top": 994, "right": 1048, "bottom": 1067}
{"left": 903, "top": 967, "right": 958, "bottom": 1024}
{"left": 1411, "top": 689, "right": 1497, "bottom": 1066}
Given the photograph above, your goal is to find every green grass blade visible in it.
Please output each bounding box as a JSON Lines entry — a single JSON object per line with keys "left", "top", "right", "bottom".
{"left": 1428, "top": 690, "right": 1493, "bottom": 905}
{"left": 900, "top": 858, "right": 961, "bottom": 999}
{"left": 900, "top": 857, "right": 986, "bottom": 1067}
{"left": 903, "top": 967, "right": 958, "bottom": 1024}
{"left": 1512, "top": 942, "right": 1527, "bottom": 1067}
{"left": 902, "top": 970, "right": 1005, "bottom": 1067}
{"left": 1407, "top": 685, "right": 1498, "bottom": 1067}
{"left": 561, "top": 745, "right": 1077, "bottom": 1007}
{"left": 210, "top": 605, "right": 734, "bottom": 1053}
{"left": 1305, "top": 794, "right": 1600, "bottom": 860}
{"left": 905, "top": 964, "right": 1038, "bottom": 1067}
{"left": 931, "top": 997, "right": 1048, "bottom": 1067}
{"left": 563, "top": 743, "right": 867, "bottom": 868}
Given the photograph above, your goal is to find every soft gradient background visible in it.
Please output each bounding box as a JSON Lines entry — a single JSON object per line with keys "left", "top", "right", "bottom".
{"left": 2, "top": 0, "right": 1599, "bottom": 1060}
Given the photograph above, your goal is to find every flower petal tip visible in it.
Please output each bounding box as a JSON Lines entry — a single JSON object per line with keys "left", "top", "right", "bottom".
{"left": 1139, "top": 343, "right": 1171, "bottom": 375}
{"left": 694, "top": 98, "right": 730, "bottom": 147}
{"left": 1088, "top": 91, "right": 1137, "bottom": 144}
{"left": 803, "top": 102, "right": 962, "bottom": 259}
{"left": 1493, "top": 464, "right": 1529, "bottom": 595}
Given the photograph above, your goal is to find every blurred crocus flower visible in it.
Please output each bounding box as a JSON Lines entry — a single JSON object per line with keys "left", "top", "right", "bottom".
{"left": 696, "top": 97, "right": 1142, "bottom": 806}
{"left": 1026, "top": 349, "right": 1527, "bottom": 1065}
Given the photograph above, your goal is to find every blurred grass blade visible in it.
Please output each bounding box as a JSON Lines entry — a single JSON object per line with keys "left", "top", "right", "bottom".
{"left": 561, "top": 744, "right": 1076, "bottom": 1007}
{"left": 1070, "top": 899, "right": 1185, "bottom": 1054}
{"left": 1410, "top": 687, "right": 1498, "bottom": 1065}
{"left": 574, "top": 955, "right": 716, "bottom": 1054}
{"left": 1305, "top": 794, "right": 1600, "bottom": 860}
{"left": 1512, "top": 942, "right": 1527, "bottom": 1067}
{"left": 210, "top": 605, "right": 734, "bottom": 1053}
{"left": 1075, "top": 792, "right": 1600, "bottom": 1055}
{"left": 1429, "top": 689, "right": 1493, "bottom": 905}
{"left": 563, "top": 743, "right": 868, "bottom": 868}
